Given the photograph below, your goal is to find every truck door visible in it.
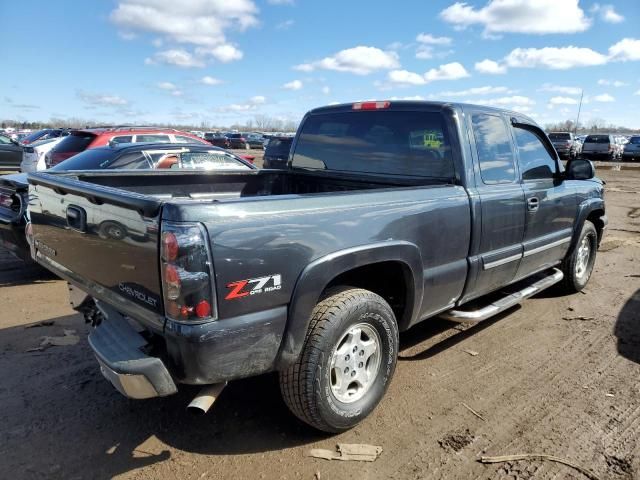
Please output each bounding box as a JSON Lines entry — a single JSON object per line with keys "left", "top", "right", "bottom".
{"left": 462, "top": 111, "right": 526, "bottom": 300}
{"left": 510, "top": 121, "right": 577, "bottom": 280}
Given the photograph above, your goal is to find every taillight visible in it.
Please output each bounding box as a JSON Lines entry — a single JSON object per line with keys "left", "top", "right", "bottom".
{"left": 352, "top": 101, "right": 391, "bottom": 110}
{"left": 160, "top": 222, "right": 217, "bottom": 322}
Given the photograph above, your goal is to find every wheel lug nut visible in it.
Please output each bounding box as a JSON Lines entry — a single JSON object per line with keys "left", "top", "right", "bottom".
{"left": 344, "top": 367, "right": 349, "bottom": 374}
{"left": 359, "top": 350, "right": 364, "bottom": 356}
{"left": 351, "top": 370, "right": 356, "bottom": 377}
{"left": 358, "top": 362, "right": 363, "bottom": 368}
{"left": 353, "top": 346, "right": 357, "bottom": 353}
{"left": 345, "top": 355, "right": 350, "bottom": 361}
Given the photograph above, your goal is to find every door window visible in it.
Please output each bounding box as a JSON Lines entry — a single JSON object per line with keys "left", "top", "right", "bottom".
{"left": 471, "top": 113, "right": 516, "bottom": 184}
{"left": 514, "top": 128, "right": 556, "bottom": 181}
{"left": 135, "top": 134, "right": 170, "bottom": 143}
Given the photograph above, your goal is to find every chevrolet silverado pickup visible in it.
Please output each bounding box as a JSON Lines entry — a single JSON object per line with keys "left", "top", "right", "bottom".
{"left": 27, "top": 101, "right": 606, "bottom": 432}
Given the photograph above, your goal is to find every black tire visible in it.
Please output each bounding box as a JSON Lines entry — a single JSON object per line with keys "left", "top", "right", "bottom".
{"left": 559, "top": 220, "right": 597, "bottom": 293}
{"left": 98, "top": 221, "right": 127, "bottom": 240}
{"left": 279, "top": 287, "right": 399, "bottom": 433}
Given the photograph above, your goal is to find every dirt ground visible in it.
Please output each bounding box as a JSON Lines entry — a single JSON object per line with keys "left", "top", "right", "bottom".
{"left": 0, "top": 166, "right": 638, "bottom": 480}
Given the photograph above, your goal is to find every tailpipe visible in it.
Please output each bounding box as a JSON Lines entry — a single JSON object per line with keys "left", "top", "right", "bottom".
{"left": 187, "top": 382, "right": 227, "bottom": 415}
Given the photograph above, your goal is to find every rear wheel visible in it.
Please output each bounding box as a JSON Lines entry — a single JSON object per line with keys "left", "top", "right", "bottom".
{"left": 279, "top": 287, "right": 399, "bottom": 432}
{"left": 559, "top": 220, "right": 597, "bottom": 293}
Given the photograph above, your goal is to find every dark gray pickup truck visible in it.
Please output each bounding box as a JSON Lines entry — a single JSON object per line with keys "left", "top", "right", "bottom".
{"left": 27, "top": 101, "right": 606, "bottom": 432}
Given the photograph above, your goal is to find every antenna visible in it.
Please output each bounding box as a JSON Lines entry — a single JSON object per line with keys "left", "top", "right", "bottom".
{"left": 574, "top": 90, "right": 584, "bottom": 135}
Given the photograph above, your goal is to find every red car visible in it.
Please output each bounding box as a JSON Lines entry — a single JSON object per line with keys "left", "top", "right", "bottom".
{"left": 46, "top": 127, "right": 208, "bottom": 167}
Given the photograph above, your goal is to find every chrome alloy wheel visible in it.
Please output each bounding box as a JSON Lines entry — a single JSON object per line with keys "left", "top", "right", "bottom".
{"left": 329, "top": 323, "right": 381, "bottom": 404}
{"left": 575, "top": 235, "right": 592, "bottom": 279}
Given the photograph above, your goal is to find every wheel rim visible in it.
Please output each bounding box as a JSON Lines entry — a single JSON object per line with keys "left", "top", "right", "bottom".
{"left": 329, "top": 322, "right": 382, "bottom": 404}
{"left": 575, "top": 235, "right": 592, "bottom": 279}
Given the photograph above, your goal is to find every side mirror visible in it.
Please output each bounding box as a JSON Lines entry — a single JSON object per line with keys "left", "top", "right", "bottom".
{"left": 565, "top": 159, "right": 595, "bottom": 180}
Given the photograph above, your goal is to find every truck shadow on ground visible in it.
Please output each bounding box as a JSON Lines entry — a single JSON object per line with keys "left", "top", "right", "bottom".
{"left": 0, "top": 313, "right": 325, "bottom": 479}
{"left": 614, "top": 289, "right": 640, "bottom": 364}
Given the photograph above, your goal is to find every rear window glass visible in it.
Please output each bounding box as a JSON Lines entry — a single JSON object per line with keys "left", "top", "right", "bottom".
{"left": 21, "top": 130, "right": 50, "bottom": 143}
{"left": 629, "top": 137, "right": 640, "bottom": 145}
{"left": 292, "top": 111, "right": 454, "bottom": 179}
{"left": 52, "top": 132, "right": 96, "bottom": 153}
{"left": 50, "top": 148, "right": 114, "bottom": 170}
{"left": 585, "top": 135, "right": 610, "bottom": 144}
{"left": 228, "top": 133, "right": 242, "bottom": 139}
{"left": 265, "top": 138, "right": 293, "bottom": 156}
{"left": 548, "top": 133, "right": 571, "bottom": 140}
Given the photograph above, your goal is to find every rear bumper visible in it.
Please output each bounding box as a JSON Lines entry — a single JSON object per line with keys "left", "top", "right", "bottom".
{"left": 89, "top": 299, "right": 288, "bottom": 397}
{"left": 0, "top": 214, "right": 30, "bottom": 261}
{"left": 90, "top": 301, "right": 178, "bottom": 399}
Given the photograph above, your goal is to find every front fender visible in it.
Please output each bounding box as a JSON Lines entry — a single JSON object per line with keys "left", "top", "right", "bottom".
{"left": 275, "top": 241, "right": 423, "bottom": 368}
{"left": 571, "top": 196, "right": 606, "bottom": 251}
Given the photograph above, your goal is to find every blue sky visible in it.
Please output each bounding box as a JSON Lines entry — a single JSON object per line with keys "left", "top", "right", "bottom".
{"left": 1, "top": 0, "right": 639, "bottom": 128}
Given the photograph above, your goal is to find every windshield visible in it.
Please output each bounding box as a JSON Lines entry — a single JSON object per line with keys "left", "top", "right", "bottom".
{"left": 265, "top": 138, "right": 293, "bottom": 156}
{"left": 584, "top": 135, "right": 610, "bottom": 144}
{"left": 549, "top": 133, "right": 571, "bottom": 140}
{"left": 292, "top": 110, "right": 454, "bottom": 179}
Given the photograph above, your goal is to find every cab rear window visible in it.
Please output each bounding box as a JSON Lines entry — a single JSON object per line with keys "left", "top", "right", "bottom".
{"left": 52, "top": 132, "right": 96, "bottom": 153}
{"left": 584, "top": 135, "right": 610, "bottom": 144}
{"left": 292, "top": 111, "right": 454, "bottom": 179}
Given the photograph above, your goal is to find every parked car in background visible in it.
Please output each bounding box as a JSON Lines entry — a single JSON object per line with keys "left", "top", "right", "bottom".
{"left": 0, "top": 134, "right": 24, "bottom": 171}
{"left": 246, "top": 133, "right": 265, "bottom": 149}
{"left": 205, "top": 133, "right": 231, "bottom": 149}
{"left": 20, "top": 137, "right": 66, "bottom": 173}
{"left": 548, "top": 132, "right": 579, "bottom": 159}
{"left": 0, "top": 143, "right": 254, "bottom": 263}
{"left": 19, "top": 128, "right": 69, "bottom": 145}
{"left": 26, "top": 100, "right": 606, "bottom": 432}
{"left": 46, "top": 127, "right": 207, "bottom": 167}
{"left": 581, "top": 134, "right": 618, "bottom": 161}
{"left": 622, "top": 135, "right": 640, "bottom": 161}
{"left": 263, "top": 136, "right": 293, "bottom": 168}
{"left": 226, "top": 133, "right": 249, "bottom": 149}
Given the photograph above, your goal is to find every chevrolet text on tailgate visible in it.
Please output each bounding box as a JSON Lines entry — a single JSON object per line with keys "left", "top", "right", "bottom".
{"left": 27, "top": 101, "right": 606, "bottom": 432}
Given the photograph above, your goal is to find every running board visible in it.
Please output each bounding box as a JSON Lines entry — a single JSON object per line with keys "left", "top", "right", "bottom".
{"left": 441, "top": 268, "right": 564, "bottom": 323}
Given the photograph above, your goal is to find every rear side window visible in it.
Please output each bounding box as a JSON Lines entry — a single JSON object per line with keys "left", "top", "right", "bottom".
{"left": 471, "top": 113, "right": 516, "bottom": 184}
{"left": 174, "top": 135, "right": 197, "bottom": 144}
{"left": 179, "top": 152, "right": 250, "bottom": 170}
{"left": 292, "top": 110, "right": 455, "bottom": 179}
{"left": 514, "top": 128, "right": 556, "bottom": 181}
{"left": 110, "top": 135, "right": 133, "bottom": 144}
{"left": 52, "top": 132, "right": 96, "bottom": 153}
{"left": 585, "top": 135, "right": 610, "bottom": 144}
{"left": 135, "top": 134, "right": 170, "bottom": 143}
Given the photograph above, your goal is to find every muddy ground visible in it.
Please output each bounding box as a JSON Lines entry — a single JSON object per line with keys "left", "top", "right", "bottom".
{"left": 0, "top": 167, "right": 638, "bottom": 480}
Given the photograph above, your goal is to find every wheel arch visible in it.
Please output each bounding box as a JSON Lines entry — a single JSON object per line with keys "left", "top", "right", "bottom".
{"left": 275, "top": 241, "right": 423, "bottom": 369}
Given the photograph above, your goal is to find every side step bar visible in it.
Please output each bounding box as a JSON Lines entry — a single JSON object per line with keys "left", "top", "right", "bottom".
{"left": 441, "top": 268, "right": 564, "bottom": 323}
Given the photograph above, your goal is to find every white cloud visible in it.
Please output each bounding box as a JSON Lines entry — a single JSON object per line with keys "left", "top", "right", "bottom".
{"left": 416, "top": 46, "right": 433, "bottom": 59}
{"left": 440, "top": 0, "right": 590, "bottom": 36}
{"left": 283, "top": 79, "right": 303, "bottom": 90}
{"left": 440, "top": 86, "right": 514, "bottom": 97}
{"left": 294, "top": 46, "right": 400, "bottom": 75}
{"left": 465, "top": 96, "right": 535, "bottom": 110}
{"left": 608, "top": 38, "right": 640, "bottom": 61}
{"left": 157, "top": 81, "right": 177, "bottom": 91}
{"left": 196, "top": 44, "right": 243, "bottom": 63}
{"left": 504, "top": 46, "right": 608, "bottom": 69}
{"left": 77, "top": 90, "right": 128, "bottom": 106}
{"left": 635, "top": 90, "right": 640, "bottom": 96}
{"left": 321, "top": 86, "right": 330, "bottom": 95}
{"left": 218, "top": 95, "right": 266, "bottom": 113}
{"left": 597, "top": 79, "right": 629, "bottom": 87}
{"left": 549, "top": 96, "right": 579, "bottom": 105}
{"left": 593, "top": 93, "right": 615, "bottom": 102}
{"left": 539, "top": 84, "right": 582, "bottom": 95}
{"left": 388, "top": 62, "right": 469, "bottom": 86}
{"left": 111, "top": 1, "right": 257, "bottom": 67}
{"left": 592, "top": 4, "right": 624, "bottom": 23}
{"left": 145, "top": 49, "right": 205, "bottom": 68}
{"left": 416, "top": 33, "right": 452, "bottom": 45}
{"left": 276, "top": 19, "right": 295, "bottom": 30}
{"left": 200, "top": 76, "right": 222, "bottom": 85}
{"left": 390, "top": 95, "right": 427, "bottom": 101}
{"left": 475, "top": 59, "right": 507, "bottom": 74}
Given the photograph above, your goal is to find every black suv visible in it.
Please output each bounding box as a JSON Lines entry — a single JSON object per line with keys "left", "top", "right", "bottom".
{"left": 226, "top": 133, "right": 248, "bottom": 149}
{"left": 263, "top": 136, "right": 293, "bottom": 168}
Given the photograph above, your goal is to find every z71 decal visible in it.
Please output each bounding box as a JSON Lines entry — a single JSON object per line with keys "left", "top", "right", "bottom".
{"left": 225, "top": 274, "right": 282, "bottom": 300}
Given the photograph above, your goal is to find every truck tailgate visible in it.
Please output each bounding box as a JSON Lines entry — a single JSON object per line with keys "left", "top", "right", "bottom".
{"left": 28, "top": 173, "right": 164, "bottom": 327}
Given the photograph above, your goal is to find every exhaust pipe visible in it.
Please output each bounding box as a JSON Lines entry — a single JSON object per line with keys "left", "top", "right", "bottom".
{"left": 187, "top": 382, "right": 227, "bottom": 415}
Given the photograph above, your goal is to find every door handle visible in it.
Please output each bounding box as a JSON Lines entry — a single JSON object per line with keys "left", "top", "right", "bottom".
{"left": 527, "top": 197, "right": 539, "bottom": 212}
{"left": 66, "top": 205, "right": 87, "bottom": 232}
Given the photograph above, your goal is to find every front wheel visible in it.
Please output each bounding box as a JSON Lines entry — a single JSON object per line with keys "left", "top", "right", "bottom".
{"left": 559, "top": 220, "right": 597, "bottom": 293}
{"left": 279, "top": 287, "right": 399, "bottom": 432}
